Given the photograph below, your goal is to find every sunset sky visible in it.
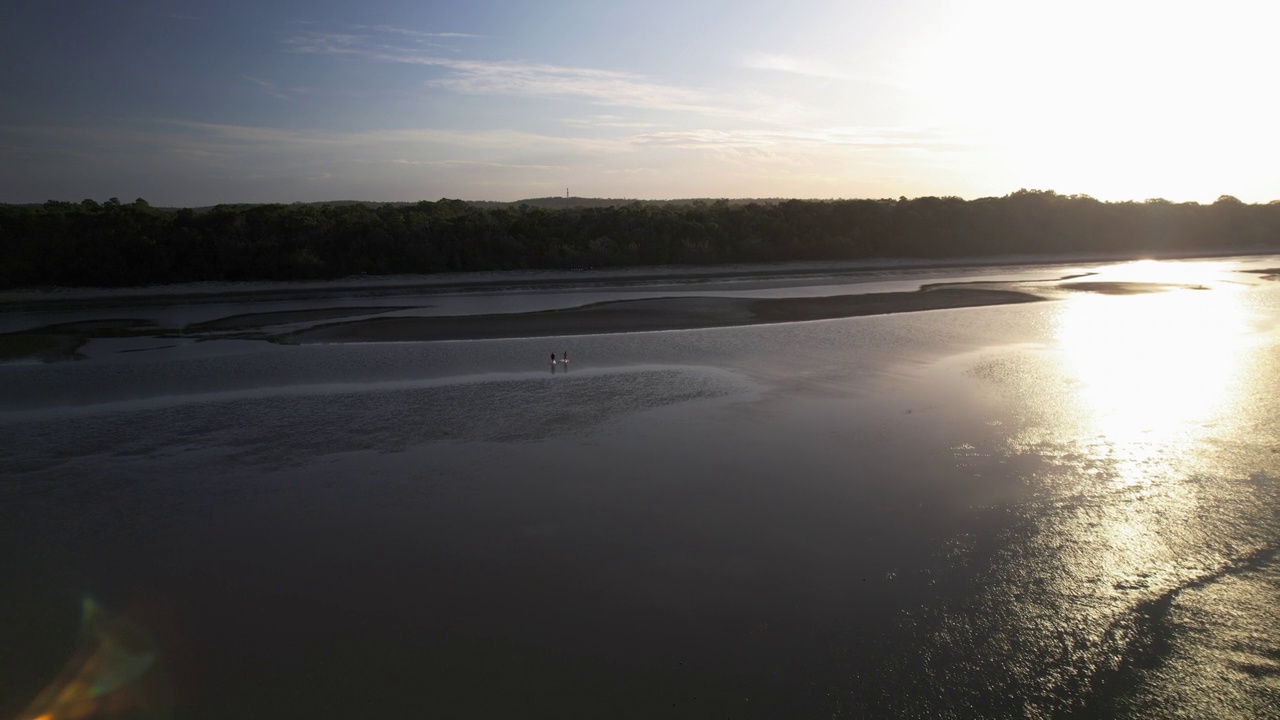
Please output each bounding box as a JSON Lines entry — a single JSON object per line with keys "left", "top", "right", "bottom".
{"left": 2, "top": 0, "right": 1277, "bottom": 206}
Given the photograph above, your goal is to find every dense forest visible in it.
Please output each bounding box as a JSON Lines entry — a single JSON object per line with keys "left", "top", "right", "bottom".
{"left": 1, "top": 190, "right": 1278, "bottom": 288}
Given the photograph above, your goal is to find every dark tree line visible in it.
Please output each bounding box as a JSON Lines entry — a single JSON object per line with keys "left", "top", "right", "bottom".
{"left": 1, "top": 191, "right": 1278, "bottom": 288}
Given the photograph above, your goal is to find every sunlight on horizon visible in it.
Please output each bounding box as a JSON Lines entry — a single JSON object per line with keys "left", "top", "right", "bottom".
{"left": 902, "top": 1, "right": 1280, "bottom": 203}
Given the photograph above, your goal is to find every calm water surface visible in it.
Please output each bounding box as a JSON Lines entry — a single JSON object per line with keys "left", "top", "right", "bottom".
{"left": 2, "top": 258, "right": 1278, "bottom": 718}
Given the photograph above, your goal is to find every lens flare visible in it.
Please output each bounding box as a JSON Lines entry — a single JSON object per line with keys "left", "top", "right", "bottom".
{"left": 13, "top": 599, "right": 171, "bottom": 720}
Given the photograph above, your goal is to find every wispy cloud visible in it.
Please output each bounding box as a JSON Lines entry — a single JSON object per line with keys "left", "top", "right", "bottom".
{"left": 156, "top": 120, "right": 624, "bottom": 156}
{"left": 1, "top": 120, "right": 977, "bottom": 167}
{"left": 392, "top": 158, "right": 564, "bottom": 171}
{"left": 352, "top": 25, "right": 482, "bottom": 40}
{"left": 632, "top": 126, "right": 977, "bottom": 152}
{"left": 285, "top": 27, "right": 719, "bottom": 113}
{"left": 740, "top": 53, "right": 846, "bottom": 79}
{"left": 240, "top": 74, "right": 293, "bottom": 100}
{"left": 430, "top": 59, "right": 713, "bottom": 111}
{"left": 562, "top": 115, "right": 662, "bottom": 130}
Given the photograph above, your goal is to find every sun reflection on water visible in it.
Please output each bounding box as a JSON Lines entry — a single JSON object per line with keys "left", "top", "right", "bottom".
{"left": 1032, "top": 262, "right": 1273, "bottom": 700}
{"left": 1075, "top": 258, "right": 1242, "bottom": 287}
{"left": 888, "top": 259, "right": 1280, "bottom": 713}
{"left": 941, "top": 260, "right": 1280, "bottom": 713}
{"left": 1053, "top": 263, "right": 1255, "bottom": 486}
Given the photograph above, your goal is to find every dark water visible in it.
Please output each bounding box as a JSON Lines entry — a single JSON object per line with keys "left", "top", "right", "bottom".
{"left": 3, "top": 260, "right": 1279, "bottom": 718}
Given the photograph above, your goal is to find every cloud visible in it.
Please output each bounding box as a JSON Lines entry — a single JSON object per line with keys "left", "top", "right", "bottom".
{"left": 631, "top": 126, "right": 977, "bottom": 153}
{"left": 632, "top": 129, "right": 771, "bottom": 150}
{"left": 154, "top": 120, "right": 624, "bottom": 156}
{"left": 391, "top": 158, "right": 564, "bottom": 171}
{"left": 352, "top": 25, "right": 482, "bottom": 40}
{"left": 429, "top": 60, "right": 712, "bottom": 111}
{"left": 0, "top": 119, "right": 977, "bottom": 178}
{"left": 561, "top": 115, "right": 661, "bottom": 129}
{"left": 740, "top": 53, "right": 846, "bottom": 79}
{"left": 240, "top": 74, "right": 292, "bottom": 100}
{"left": 284, "top": 27, "right": 719, "bottom": 113}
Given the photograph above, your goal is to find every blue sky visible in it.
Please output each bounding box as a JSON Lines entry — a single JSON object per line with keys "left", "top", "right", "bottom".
{"left": 2, "top": 0, "right": 1277, "bottom": 206}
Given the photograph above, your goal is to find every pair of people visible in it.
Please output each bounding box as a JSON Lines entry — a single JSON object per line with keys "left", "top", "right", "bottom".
{"left": 550, "top": 351, "right": 570, "bottom": 367}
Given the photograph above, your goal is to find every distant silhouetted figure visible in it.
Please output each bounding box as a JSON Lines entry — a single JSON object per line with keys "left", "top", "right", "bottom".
{"left": 562, "top": 351, "right": 570, "bottom": 370}
{"left": 550, "top": 353, "right": 558, "bottom": 374}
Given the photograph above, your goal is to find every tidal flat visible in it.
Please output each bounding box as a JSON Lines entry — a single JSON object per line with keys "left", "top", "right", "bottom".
{"left": 2, "top": 256, "right": 1279, "bottom": 718}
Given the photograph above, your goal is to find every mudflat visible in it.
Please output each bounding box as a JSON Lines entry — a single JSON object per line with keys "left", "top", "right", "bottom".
{"left": 283, "top": 288, "right": 1043, "bottom": 343}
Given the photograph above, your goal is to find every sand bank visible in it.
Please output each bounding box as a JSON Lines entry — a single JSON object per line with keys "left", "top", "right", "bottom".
{"left": 282, "top": 288, "right": 1043, "bottom": 344}
{"left": 0, "top": 288, "right": 1042, "bottom": 361}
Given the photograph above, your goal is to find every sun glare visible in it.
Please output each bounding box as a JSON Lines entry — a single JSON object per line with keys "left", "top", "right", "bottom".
{"left": 1052, "top": 262, "right": 1255, "bottom": 484}
{"left": 1080, "top": 259, "right": 1240, "bottom": 287}
{"left": 903, "top": 1, "right": 1280, "bottom": 201}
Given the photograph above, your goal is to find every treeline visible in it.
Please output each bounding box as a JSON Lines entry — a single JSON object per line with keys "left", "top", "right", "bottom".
{"left": 1, "top": 190, "right": 1278, "bottom": 288}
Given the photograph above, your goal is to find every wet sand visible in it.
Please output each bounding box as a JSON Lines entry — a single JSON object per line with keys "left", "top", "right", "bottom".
{"left": 282, "top": 288, "right": 1043, "bottom": 343}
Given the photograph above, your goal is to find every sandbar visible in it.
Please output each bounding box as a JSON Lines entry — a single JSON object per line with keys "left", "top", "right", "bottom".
{"left": 281, "top": 288, "right": 1043, "bottom": 344}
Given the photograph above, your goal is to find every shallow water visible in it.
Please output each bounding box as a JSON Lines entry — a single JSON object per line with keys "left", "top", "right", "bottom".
{"left": 2, "top": 257, "right": 1279, "bottom": 718}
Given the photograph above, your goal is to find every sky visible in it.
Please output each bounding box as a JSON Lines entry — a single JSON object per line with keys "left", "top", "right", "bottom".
{"left": 2, "top": 0, "right": 1278, "bottom": 206}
